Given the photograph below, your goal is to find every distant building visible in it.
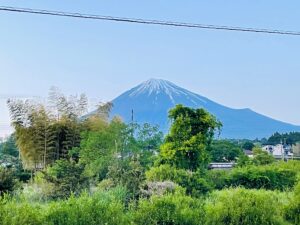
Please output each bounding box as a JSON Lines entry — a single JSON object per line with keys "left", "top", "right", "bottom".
{"left": 262, "top": 144, "right": 293, "bottom": 159}
{"left": 243, "top": 150, "right": 253, "bottom": 158}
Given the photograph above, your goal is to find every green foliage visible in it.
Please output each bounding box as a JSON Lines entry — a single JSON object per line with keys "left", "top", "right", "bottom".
{"left": 79, "top": 117, "right": 122, "bottom": 179}
{"left": 206, "top": 170, "right": 230, "bottom": 190}
{"left": 252, "top": 147, "right": 275, "bottom": 165}
{"left": 0, "top": 135, "right": 19, "bottom": 157}
{"left": 79, "top": 116, "right": 162, "bottom": 180}
{"left": 0, "top": 167, "right": 18, "bottom": 195}
{"left": 107, "top": 157, "right": 145, "bottom": 199}
{"left": 284, "top": 182, "right": 300, "bottom": 224}
{"left": 133, "top": 192, "right": 205, "bottom": 225}
{"left": 207, "top": 163, "right": 297, "bottom": 191}
{"left": 242, "top": 141, "right": 255, "bottom": 150}
{"left": 0, "top": 196, "right": 44, "bottom": 225}
{"left": 45, "top": 189, "right": 129, "bottom": 225}
{"left": 42, "top": 160, "right": 88, "bottom": 199}
{"left": 229, "top": 166, "right": 296, "bottom": 190}
{"left": 146, "top": 164, "right": 212, "bottom": 196}
{"left": 160, "top": 105, "right": 222, "bottom": 171}
{"left": 7, "top": 89, "right": 86, "bottom": 170}
{"left": 268, "top": 132, "right": 300, "bottom": 145}
{"left": 210, "top": 140, "right": 243, "bottom": 162}
{"left": 0, "top": 187, "right": 129, "bottom": 225}
{"left": 205, "top": 188, "right": 287, "bottom": 225}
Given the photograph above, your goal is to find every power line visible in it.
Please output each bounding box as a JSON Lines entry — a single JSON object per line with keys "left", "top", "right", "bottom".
{"left": 0, "top": 6, "right": 300, "bottom": 36}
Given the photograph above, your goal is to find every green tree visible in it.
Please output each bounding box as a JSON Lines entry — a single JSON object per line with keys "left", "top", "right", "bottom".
{"left": 7, "top": 89, "right": 87, "bottom": 170}
{"left": 252, "top": 147, "right": 275, "bottom": 165}
{"left": 0, "top": 135, "right": 19, "bottom": 158}
{"left": 210, "top": 140, "right": 243, "bottom": 162}
{"left": 107, "top": 157, "right": 145, "bottom": 200}
{"left": 42, "top": 159, "right": 88, "bottom": 199}
{"left": 242, "top": 141, "right": 255, "bottom": 150}
{"left": 159, "top": 105, "right": 222, "bottom": 170}
{"left": 0, "top": 167, "right": 18, "bottom": 195}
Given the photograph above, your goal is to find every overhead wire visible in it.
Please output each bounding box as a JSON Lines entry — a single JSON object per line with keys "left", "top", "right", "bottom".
{"left": 0, "top": 6, "right": 300, "bottom": 36}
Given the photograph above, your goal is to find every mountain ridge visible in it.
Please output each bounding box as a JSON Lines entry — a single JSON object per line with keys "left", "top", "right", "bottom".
{"left": 107, "top": 79, "right": 300, "bottom": 139}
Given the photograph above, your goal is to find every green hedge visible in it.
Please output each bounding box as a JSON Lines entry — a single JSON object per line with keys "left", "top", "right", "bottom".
{"left": 205, "top": 188, "right": 288, "bottom": 225}
{"left": 207, "top": 163, "right": 297, "bottom": 191}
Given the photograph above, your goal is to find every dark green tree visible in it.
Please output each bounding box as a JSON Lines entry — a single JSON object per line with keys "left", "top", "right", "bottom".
{"left": 43, "top": 159, "right": 88, "bottom": 199}
{"left": 160, "top": 105, "right": 222, "bottom": 170}
{"left": 242, "top": 141, "right": 255, "bottom": 150}
{"left": 210, "top": 140, "right": 243, "bottom": 162}
{"left": 0, "top": 135, "right": 19, "bottom": 157}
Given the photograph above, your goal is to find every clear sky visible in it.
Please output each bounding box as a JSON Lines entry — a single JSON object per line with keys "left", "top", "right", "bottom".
{"left": 0, "top": 1, "right": 300, "bottom": 138}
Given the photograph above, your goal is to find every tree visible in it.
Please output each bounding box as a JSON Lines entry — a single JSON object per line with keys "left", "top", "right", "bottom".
{"left": 107, "top": 156, "right": 145, "bottom": 200}
{"left": 159, "top": 105, "right": 222, "bottom": 170}
{"left": 252, "top": 147, "right": 275, "bottom": 165}
{"left": 42, "top": 159, "right": 88, "bottom": 199}
{"left": 0, "top": 167, "right": 18, "bottom": 195}
{"left": 242, "top": 141, "right": 255, "bottom": 150}
{"left": 210, "top": 140, "right": 243, "bottom": 162}
{"left": 268, "top": 132, "right": 300, "bottom": 145}
{"left": 0, "top": 135, "right": 19, "bottom": 158}
{"left": 7, "top": 89, "right": 88, "bottom": 170}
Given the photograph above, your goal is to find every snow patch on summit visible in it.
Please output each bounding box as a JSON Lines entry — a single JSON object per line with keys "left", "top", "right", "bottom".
{"left": 129, "top": 78, "right": 207, "bottom": 104}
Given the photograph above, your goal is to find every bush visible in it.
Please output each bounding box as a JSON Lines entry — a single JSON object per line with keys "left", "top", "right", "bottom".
{"left": 0, "top": 167, "right": 18, "bottom": 195}
{"left": 206, "top": 170, "right": 229, "bottom": 190}
{"left": 284, "top": 182, "right": 300, "bottom": 224}
{"left": 133, "top": 192, "right": 205, "bottom": 225}
{"left": 43, "top": 160, "right": 89, "bottom": 199}
{"left": 0, "top": 187, "right": 130, "bottom": 225}
{"left": 252, "top": 147, "right": 275, "bottom": 165}
{"left": 45, "top": 188, "right": 129, "bottom": 225}
{"left": 146, "top": 164, "right": 212, "bottom": 196}
{"left": 228, "top": 165, "right": 297, "bottom": 190}
{"left": 206, "top": 163, "right": 298, "bottom": 191}
{"left": 0, "top": 196, "right": 43, "bottom": 225}
{"left": 205, "top": 188, "right": 287, "bottom": 225}
{"left": 107, "top": 157, "right": 145, "bottom": 200}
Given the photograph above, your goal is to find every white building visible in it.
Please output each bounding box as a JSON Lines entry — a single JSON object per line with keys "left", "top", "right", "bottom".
{"left": 262, "top": 144, "right": 293, "bottom": 158}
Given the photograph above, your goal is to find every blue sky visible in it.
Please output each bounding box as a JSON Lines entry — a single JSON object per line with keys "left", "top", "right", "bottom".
{"left": 0, "top": 1, "right": 300, "bottom": 137}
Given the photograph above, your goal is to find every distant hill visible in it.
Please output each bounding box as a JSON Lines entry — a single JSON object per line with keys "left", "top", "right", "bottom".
{"left": 101, "top": 79, "right": 300, "bottom": 139}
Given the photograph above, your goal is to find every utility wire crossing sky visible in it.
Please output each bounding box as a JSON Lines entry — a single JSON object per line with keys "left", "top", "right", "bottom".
{"left": 1, "top": 6, "right": 300, "bottom": 36}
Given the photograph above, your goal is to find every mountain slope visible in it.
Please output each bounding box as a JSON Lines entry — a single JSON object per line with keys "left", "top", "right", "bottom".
{"left": 109, "top": 79, "right": 300, "bottom": 139}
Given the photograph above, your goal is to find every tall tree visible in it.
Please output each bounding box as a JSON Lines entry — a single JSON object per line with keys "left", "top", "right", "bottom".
{"left": 7, "top": 88, "right": 88, "bottom": 170}
{"left": 159, "top": 104, "right": 222, "bottom": 171}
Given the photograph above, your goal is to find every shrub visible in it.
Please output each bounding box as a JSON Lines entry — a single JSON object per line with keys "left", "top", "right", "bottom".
{"left": 43, "top": 160, "right": 89, "bottom": 199}
{"left": 107, "top": 157, "right": 145, "bottom": 200}
{"left": 205, "top": 188, "right": 287, "bottom": 225}
{"left": 0, "top": 167, "right": 18, "bottom": 195}
{"left": 45, "top": 188, "right": 129, "bottom": 225}
{"left": 206, "top": 170, "right": 229, "bottom": 190}
{"left": 228, "top": 165, "right": 297, "bottom": 190}
{"left": 206, "top": 163, "right": 298, "bottom": 191}
{"left": 133, "top": 192, "right": 205, "bottom": 225}
{"left": 0, "top": 196, "right": 43, "bottom": 225}
{"left": 252, "top": 147, "right": 275, "bottom": 165}
{"left": 146, "top": 164, "right": 212, "bottom": 196}
{"left": 284, "top": 182, "right": 300, "bottom": 224}
{"left": 140, "top": 181, "right": 178, "bottom": 197}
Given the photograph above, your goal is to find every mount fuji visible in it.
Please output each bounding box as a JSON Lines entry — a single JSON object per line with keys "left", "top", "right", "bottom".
{"left": 107, "top": 79, "right": 300, "bottom": 139}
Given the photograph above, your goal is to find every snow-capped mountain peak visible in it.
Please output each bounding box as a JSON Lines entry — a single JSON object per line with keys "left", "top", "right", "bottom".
{"left": 89, "top": 78, "right": 300, "bottom": 139}
{"left": 129, "top": 78, "right": 206, "bottom": 104}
